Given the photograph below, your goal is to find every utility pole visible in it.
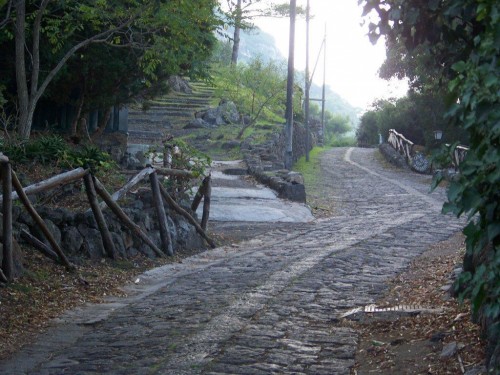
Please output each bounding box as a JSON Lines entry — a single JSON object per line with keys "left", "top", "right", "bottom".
{"left": 304, "top": 0, "right": 310, "bottom": 162}
{"left": 284, "top": 0, "right": 296, "bottom": 170}
{"left": 321, "top": 25, "right": 326, "bottom": 143}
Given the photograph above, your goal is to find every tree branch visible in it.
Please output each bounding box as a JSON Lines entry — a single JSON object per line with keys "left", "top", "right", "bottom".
{"left": 29, "top": 0, "right": 50, "bottom": 101}
{"left": 0, "top": 0, "right": 12, "bottom": 29}
{"left": 33, "top": 16, "right": 136, "bottom": 105}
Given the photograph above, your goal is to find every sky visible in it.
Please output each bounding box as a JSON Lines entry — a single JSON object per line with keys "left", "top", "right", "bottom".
{"left": 253, "top": 0, "right": 408, "bottom": 110}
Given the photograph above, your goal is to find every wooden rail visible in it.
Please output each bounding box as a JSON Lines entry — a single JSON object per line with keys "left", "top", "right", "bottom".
{"left": 388, "top": 129, "right": 414, "bottom": 163}
{"left": 450, "top": 145, "right": 469, "bottom": 170}
{"left": 387, "top": 129, "right": 469, "bottom": 170}
{"left": 0, "top": 156, "right": 214, "bottom": 282}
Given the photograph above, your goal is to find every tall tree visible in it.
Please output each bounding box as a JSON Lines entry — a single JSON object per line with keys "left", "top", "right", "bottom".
{"left": 11, "top": 0, "right": 136, "bottom": 139}
{"left": 223, "top": 0, "right": 303, "bottom": 65}
{"left": 3, "top": 0, "right": 220, "bottom": 139}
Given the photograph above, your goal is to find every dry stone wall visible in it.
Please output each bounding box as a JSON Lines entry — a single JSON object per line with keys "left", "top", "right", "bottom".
{"left": 11, "top": 190, "right": 203, "bottom": 262}
{"left": 242, "top": 122, "right": 319, "bottom": 203}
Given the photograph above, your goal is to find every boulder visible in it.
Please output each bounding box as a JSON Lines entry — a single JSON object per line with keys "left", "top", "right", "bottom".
{"left": 184, "top": 118, "right": 209, "bottom": 129}
{"left": 168, "top": 76, "right": 192, "bottom": 94}
{"left": 200, "top": 100, "right": 240, "bottom": 126}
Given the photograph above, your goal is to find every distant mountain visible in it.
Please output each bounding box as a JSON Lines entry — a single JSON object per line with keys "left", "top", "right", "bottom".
{"left": 237, "top": 28, "right": 284, "bottom": 63}
{"left": 237, "top": 27, "right": 361, "bottom": 126}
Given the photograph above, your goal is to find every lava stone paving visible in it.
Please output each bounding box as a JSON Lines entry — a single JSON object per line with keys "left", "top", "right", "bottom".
{"left": 0, "top": 147, "right": 464, "bottom": 375}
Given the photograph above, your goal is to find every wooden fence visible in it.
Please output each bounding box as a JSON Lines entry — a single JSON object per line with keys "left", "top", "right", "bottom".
{"left": 451, "top": 145, "right": 469, "bottom": 170}
{"left": 388, "top": 129, "right": 414, "bottom": 163}
{"left": 387, "top": 129, "right": 469, "bottom": 170}
{"left": 0, "top": 152, "right": 214, "bottom": 282}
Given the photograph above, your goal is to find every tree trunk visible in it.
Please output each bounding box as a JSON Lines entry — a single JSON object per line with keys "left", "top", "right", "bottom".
{"left": 13, "top": 0, "right": 132, "bottom": 140}
{"left": 14, "top": 0, "right": 29, "bottom": 138}
{"left": 237, "top": 116, "right": 253, "bottom": 140}
{"left": 70, "top": 91, "right": 85, "bottom": 137}
{"left": 91, "top": 107, "right": 112, "bottom": 141}
{"left": 231, "top": 0, "right": 242, "bottom": 65}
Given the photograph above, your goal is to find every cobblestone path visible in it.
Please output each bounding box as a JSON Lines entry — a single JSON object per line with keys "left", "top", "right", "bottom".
{"left": 0, "top": 148, "right": 464, "bottom": 375}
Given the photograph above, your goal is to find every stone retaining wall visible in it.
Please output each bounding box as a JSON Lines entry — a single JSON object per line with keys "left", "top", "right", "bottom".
{"left": 241, "top": 122, "right": 318, "bottom": 203}
{"left": 11, "top": 189, "right": 203, "bottom": 262}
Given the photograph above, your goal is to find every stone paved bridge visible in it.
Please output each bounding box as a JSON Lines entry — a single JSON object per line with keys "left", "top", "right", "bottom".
{"left": 0, "top": 148, "right": 464, "bottom": 375}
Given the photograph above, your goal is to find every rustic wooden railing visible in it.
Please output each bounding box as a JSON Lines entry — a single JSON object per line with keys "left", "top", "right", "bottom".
{"left": 388, "top": 129, "right": 415, "bottom": 163}
{"left": 0, "top": 153, "right": 214, "bottom": 282}
{"left": 387, "top": 129, "right": 469, "bottom": 170}
{"left": 450, "top": 144, "right": 469, "bottom": 170}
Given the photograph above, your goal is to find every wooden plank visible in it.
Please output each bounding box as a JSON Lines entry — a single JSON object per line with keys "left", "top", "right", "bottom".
{"left": 0, "top": 167, "right": 87, "bottom": 201}
{"left": 155, "top": 168, "right": 195, "bottom": 179}
{"left": 87, "top": 167, "right": 155, "bottom": 214}
{"left": 111, "top": 167, "right": 154, "bottom": 202}
{"left": 0, "top": 153, "right": 9, "bottom": 163}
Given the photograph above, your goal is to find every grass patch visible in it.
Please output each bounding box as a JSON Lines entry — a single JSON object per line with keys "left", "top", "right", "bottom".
{"left": 293, "top": 146, "right": 338, "bottom": 218}
{"left": 293, "top": 146, "right": 327, "bottom": 184}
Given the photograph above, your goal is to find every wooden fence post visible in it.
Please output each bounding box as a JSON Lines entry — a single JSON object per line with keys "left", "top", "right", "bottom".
{"left": 158, "top": 184, "right": 216, "bottom": 249}
{"left": 1, "top": 161, "right": 13, "bottom": 281}
{"left": 201, "top": 175, "right": 211, "bottom": 231}
{"left": 93, "top": 177, "right": 165, "bottom": 258}
{"left": 83, "top": 173, "right": 118, "bottom": 260}
{"left": 10, "top": 170, "right": 74, "bottom": 271}
{"left": 191, "top": 176, "right": 209, "bottom": 212}
{"left": 149, "top": 171, "right": 173, "bottom": 256}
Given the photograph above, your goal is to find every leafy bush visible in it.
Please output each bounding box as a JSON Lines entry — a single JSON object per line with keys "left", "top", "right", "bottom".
{"left": 361, "top": 0, "right": 500, "bottom": 368}
{"left": 1, "top": 135, "right": 113, "bottom": 172}
{"left": 146, "top": 137, "right": 211, "bottom": 195}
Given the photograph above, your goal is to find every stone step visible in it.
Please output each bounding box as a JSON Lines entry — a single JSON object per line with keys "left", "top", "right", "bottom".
{"left": 147, "top": 100, "right": 211, "bottom": 109}
{"left": 128, "top": 110, "right": 196, "bottom": 118}
{"left": 128, "top": 80, "right": 216, "bottom": 137}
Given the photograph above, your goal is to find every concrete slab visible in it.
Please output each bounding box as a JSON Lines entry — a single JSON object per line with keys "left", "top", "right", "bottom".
{"left": 200, "top": 160, "right": 314, "bottom": 223}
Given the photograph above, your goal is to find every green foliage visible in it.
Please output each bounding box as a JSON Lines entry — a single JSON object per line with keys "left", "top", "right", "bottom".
{"left": 439, "top": 1, "right": 500, "bottom": 324}
{"left": 355, "top": 92, "right": 467, "bottom": 148}
{"left": 0, "top": 0, "right": 221, "bottom": 138}
{"left": 356, "top": 110, "right": 379, "bottom": 146}
{"left": 361, "top": 0, "right": 500, "bottom": 340}
{"left": 324, "top": 114, "right": 353, "bottom": 146}
{"left": 213, "top": 56, "right": 291, "bottom": 126}
{"left": 294, "top": 146, "right": 326, "bottom": 182}
{"left": 328, "top": 135, "right": 357, "bottom": 147}
{"left": 65, "top": 144, "right": 114, "bottom": 171}
{"left": 1, "top": 135, "right": 113, "bottom": 172}
{"left": 146, "top": 138, "right": 211, "bottom": 194}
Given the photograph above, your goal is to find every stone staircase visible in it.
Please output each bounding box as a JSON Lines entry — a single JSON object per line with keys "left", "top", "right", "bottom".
{"left": 127, "top": 82, "right": 215, "bottom": 145}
